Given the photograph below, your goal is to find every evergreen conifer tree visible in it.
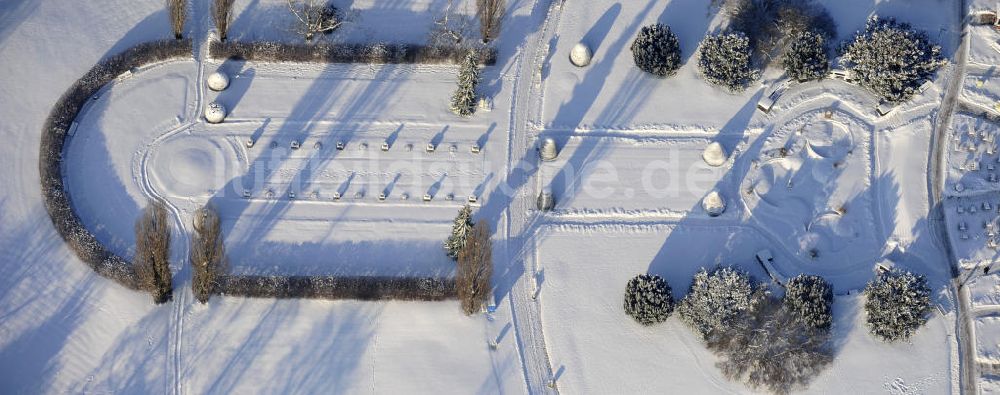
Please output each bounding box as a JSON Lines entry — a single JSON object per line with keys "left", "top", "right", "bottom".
{"left": 451, "top": 51, "right": 480, "bottom": 116}
{"left": 445, "top": 205, "right": 475, "bottom": 260}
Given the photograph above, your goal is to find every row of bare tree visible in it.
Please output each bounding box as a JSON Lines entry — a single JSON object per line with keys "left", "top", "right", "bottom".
{"left": 133, "top": 202, "right": 225, "bottom": 304}
{"left": 136, "top": 200, "right": 492, "bottom": 312}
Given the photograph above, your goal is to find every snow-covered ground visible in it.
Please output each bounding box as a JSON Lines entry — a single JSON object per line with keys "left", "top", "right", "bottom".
{"left": 0, "top": 0, "right": 977, "bottom": 393}
{"left": 0, "top": 0, "right": 528, "bottom": 392}
{"left": 968, "top": 0, "right": 1000, "bottom": 67}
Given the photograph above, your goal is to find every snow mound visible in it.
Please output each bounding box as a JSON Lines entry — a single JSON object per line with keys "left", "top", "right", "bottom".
{"left": 702, "top": 141, "right": 727, "bottom": 167}
{"left": 207, "top": 71, "right": 230, "bottom": 91}
{"left": 149, "top": 133, "right": 229, "bottom": 199}
{"left": 702, "top": 190, "right": 725, "bottom": 216}
{"left": 570, "top": 43, "right": 592, "bottom": 67}
{"left": 540, "top": 138, "right": 558, "bottom": 161}
{"left": 740, "top": 108, "right": 878, "bottom": 274}
{"left": 205, "top": 102, "right": 226, "bottom": 123}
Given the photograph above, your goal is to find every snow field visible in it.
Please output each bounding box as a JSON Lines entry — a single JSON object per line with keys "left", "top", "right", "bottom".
{"left": 978, "top": 315, "right": 1000, "bottom": 364}
{"left": 741, "top": 106, "right": 885, "bottom": 287}
{"left": 226, "top": 0, "right": 479, "bottom": 44}
{"left": 177, "top": 297, "right": 524, "bottom": 394}
{"left": 533, "top": 226, "right": 953, "bottom": 394}
{"left": 537, "top": 135, "right": 738, "bottom": 219}
{"left": 64, "top": 62, "right": 197, "bottom": 258}
{"left": 968, "top": 0, "right": 1000, "bottom": 68}
{"left": 969, "top": 274, "right": 1000, "bottom": 310}
{"left": 963, "top": 69, "right": 1000, "bottom": 114}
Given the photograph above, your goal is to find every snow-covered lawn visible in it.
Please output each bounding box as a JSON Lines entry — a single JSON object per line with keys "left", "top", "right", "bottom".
{"left": 978, "top": 315, "right": 1000, "bottom": 364}
{"left": 970, "top": 274, "right": 1000, "bottom": 310}
{"left": 534, "top": 225, "right": 953, "bottom": 394}
{"left": 537, "top": 135, "right": 735, "bottom": 218}
{"left": 741, "top": 106, "right": 879, "bottom": 274}
{"left": 963, "top": 69, "right": 1000, "bottom": 114}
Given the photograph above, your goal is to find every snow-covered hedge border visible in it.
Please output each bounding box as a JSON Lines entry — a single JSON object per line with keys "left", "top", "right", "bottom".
{"left": 41, "top": 39, "right": 462, "bottom": 301}
{"left": 209, "top": 40, "right": 497, "bottom": 66}
{"left": 215, "top": 275, "right": 456, "bottom": 301}
{"left": 39, "top": 39, "right": 194, "bottom": 290}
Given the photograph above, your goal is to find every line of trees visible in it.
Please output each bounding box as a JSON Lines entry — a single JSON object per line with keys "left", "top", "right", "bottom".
{"left": 447, "top": 205, "right": 494, "bottom": 314}
{"left": 623, "top": 265, "right": 932, "bottom": 393}
{"left": 625, "top": 0, "right": 942, "bottom": 102}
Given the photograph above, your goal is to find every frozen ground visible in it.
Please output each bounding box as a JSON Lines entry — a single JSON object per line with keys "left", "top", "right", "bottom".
{"left": 0, "top": 0, "right": 978, "bottom": 393}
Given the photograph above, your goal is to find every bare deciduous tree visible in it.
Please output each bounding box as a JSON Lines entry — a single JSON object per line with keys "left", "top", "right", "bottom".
{"left": 706, "top": 295, "right": 833, "bottom": 394}
{"left": 135, "top": 201, "right": 173, "bottom": 304}
{"left": 166, "top": 0, "right": 187, "bottom": 39}
{"left": 431, "top": 0, "right": 473, "bottom": 46}
{"left": 191, "top": 205, "right": 227, "bottom": 303}
{"left": 476, "top": 0, "right": 505, "bottom": 43}
{"left": 287, "top": 0, "right": 342, "bottom": 41}
{"left": 457, "top": 221, "right": 492, "bottom": 314}
{"left": 213, "top": 0, "right": 236, "bottom": 41}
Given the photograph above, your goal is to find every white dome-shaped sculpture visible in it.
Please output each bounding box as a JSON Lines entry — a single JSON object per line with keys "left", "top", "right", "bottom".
{"left": 205, "top": 102, "right": 227, "bottom": 124}
{"left": 702, "top": 191, "right": 726, "bottom": 217}
{"left": 570, "top": 43, "right": 592, "bottom": 67}
{"left": 702, "top": 141, "right": 727, "bottom": 167}
{"left": 207, "top": 71, "right": 230, "bottom": 91}
{"left": 540, "top": 138, "right": 559, "bottom": 161}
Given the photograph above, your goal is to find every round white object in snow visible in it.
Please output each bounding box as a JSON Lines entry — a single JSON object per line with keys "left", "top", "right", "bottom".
{"left": 702, "top": 141, "right": 727, "bottom": 167}
{"left": 207, "top": 71, "right": 230, "bottom": 91}
{"left": 205, "top": 102, "right": 227, "bottom": 124}
{"left": 570, "top": 43, "right": 592, "bottom": 67}
{"left": 702, "top": 191, "right": 726, "bottom": 217}
{"left": 540, "top": 138, "right": 559, "bottom": 161}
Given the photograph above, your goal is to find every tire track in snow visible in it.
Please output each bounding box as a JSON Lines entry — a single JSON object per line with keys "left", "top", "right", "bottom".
{"left": 504, "top": 0, "right": 565, "bottom": 393}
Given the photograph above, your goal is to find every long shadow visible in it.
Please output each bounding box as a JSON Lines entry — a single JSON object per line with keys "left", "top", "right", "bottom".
{"left": 0, "top": 209, "right": 107, "bottom": 392}
{"left": 208, "top": 60, "right": 409, "bottom": 273}
{"left": 229, "top": 239, "right": 455, "bottom": 277}
{"left": 0, "top": 0, "right": 38, "bottom": 50}
{"left": 640, "top": 106, "right": 899, "bottom": 374}
{"left": 214, "top": 59, "right": 255, "bottom": 113}
{"left": 482, "top": 1, "right": 664, "bottom": 303}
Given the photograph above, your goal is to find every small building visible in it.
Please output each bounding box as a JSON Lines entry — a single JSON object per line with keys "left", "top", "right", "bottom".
{"left": 971, "top": 9, "right": 999, "bottom": 26}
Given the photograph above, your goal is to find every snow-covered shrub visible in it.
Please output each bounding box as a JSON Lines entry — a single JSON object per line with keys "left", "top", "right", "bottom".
{"left": 630, "top": 23, "right": 682, "bottom": 77}
{"left": 697, "top": 32, "right": 760, "bottom": 92}
{"left": 477, "top": 0, "right": 505, "bottom": 43}
{"left": 457, "top": 222, "right": 493, "bottom": 314}
{"left": 839, "top": 16, "right": 945, "bottom": 102}
{"left": 783, "top": 274, "right": 833, "bottom": 330}
{"left": 624, "top": 274, "right": 675, "bottom": 325}
{"left": 451, "top": 51, "right": 481, "bottom": 116}
{"left": 191, "top": 205, "right": 227, "bottom": 304}
{"left": 445, "top": 204, "right": 475, "bottom": 259}
{"left": 707, "top": 295, "right": 833, "bottom": 394}
{"left": 863, "top": 269, "right": 932, "bottom": 342}
{"left": 41, "top": 40, "right": 191, "bottom": 291}
{"left": 135, "top": 202, "right": 173, "bottom": 304}
{"left": 678, "top": 266, "right": 759, "bottom": 338}
{"left": 212, "top": 0, "right": 235, "bottom": 41}
{"left": 166, "top": 0, "right": 187, "bottom": 39}
{"left": 209, "top": 40, "right": 497, "bottom": 65}
{"left": 214, "top": 275, "right": 456, "bottom": 300}
{"left": 783, "top": 30, "right": 829, "bottom": 82}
